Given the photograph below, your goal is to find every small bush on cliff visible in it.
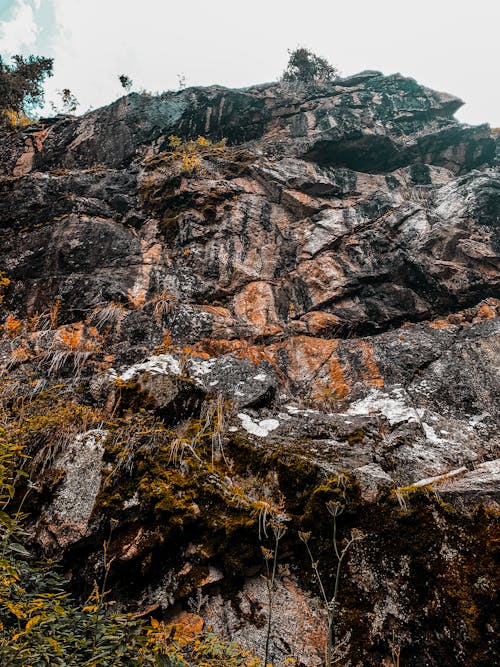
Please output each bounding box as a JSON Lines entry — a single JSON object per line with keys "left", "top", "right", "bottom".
{"left": 141, "top": 135, "right": 227, "bottom": 191}
{"left": 50, "top": 87, "right": 80, "bottom": 115}
{"left": 166, "top": 135, "right": 228, "bottom": 173}
{"left": 119, "top": 74, "right": 133, "bottom": 92}
{"left": 282, "top": 47, "right": 338, "bottom": 85}
{"left": 0, "top": 54, "right": 53, "bottom": 125}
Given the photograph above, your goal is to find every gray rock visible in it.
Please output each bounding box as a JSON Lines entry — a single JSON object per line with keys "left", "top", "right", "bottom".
{"left": 439, "top": 459, "right": 500, "bottom": 506}
{"left": 186, "top": 354, "right": 278, "bottom": 407}
{"left": 37, "top": 430, "right": 106, "bottom": 549}
{"left": 116, "top": 354, "right": 206, "bottom": 422}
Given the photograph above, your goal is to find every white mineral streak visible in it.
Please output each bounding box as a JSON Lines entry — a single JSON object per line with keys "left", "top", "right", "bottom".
{"left": 119, "top": 354, "right": 182, "bottom": 380}
{"left": 344, "top": 387, "right": 424, "bottom": 425}
{"left": 237, "top": 413, "right": 280, "bottom": 437}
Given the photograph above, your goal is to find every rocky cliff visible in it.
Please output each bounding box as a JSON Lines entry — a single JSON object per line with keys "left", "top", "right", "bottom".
{"left": 1, "top": 71, "right": 499, "bottom": 666}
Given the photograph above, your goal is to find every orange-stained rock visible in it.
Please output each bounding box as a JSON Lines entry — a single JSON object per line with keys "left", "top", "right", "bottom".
{"left": 264, "top": 335, "right": 353, "bottom": 404}
{"left": 13, "top": 129, "right": 48, "bottom": 176}
{"left": 358, "top": 340, "right": 385, "bottom": 388}
{"left": 280, "top": 188, "right": 324, "bottom": 217}
{"left": 182, "top": 345, "right": 211, "bottom": 359}
{"left": 188, "top": 338, "right": 246, "bottom": 358}
{"left": 299, "top": 310, "right": 342, "bottom": 335}
{"left": 199, "top": 305, "right": 238, "bottom": 338}
{"left": 189, "top": 335, "right": 386, "bottom": 405}
{"left": 199, "top": 305, "right": 233, "bottom": 318}
{"left": 311, "top": 350, "right": 352, "bottom": 403}
{"left": 474, "top": 302, "right": 498, "bottom": 321}
{"left": 188, "top": 338, "right": 265, "bottom": 363}
{"left": 267, "top": 335, "right": 339, "bottom": 385}
{"left": 295, "top": 254, "right": 347, "bottom": 307}
{"left": 233, "top": 280, "right": 283, "bottom": 336}
{"left": 429, "top": 318, "right": 453, "bottom": 330}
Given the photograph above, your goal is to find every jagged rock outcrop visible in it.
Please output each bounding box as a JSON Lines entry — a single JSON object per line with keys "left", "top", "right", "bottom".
{"left": 1, "top": 71, "right": 498, "bottom": 666}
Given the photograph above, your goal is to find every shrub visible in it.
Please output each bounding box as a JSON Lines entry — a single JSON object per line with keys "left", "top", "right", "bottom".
{"left": 119, "top": 74, "right": 133, "bottom": 92}
{"left": 165, "top": 135, "right": 227, "bottom": 174}
{"left": 282, "top": 47, "right": 338, "bottom": 85}
{"left": 140, "top": 134, "right": 228, "bottom": 207}
{"left": 2, "top": 109, "right": 30, "bottom": 127}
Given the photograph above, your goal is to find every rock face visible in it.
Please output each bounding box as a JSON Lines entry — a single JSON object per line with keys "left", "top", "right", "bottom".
{"left": 1, "top": 71, "right": 498, "bottom": 666}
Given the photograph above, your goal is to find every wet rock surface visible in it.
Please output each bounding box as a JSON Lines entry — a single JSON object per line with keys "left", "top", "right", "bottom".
{"left": 1, "top": 71, "right": 498, "bottom": 666}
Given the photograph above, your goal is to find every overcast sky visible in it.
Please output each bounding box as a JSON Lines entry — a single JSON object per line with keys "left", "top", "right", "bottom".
{"left": 1, "top": 0, "right": 499, "bottom": 125}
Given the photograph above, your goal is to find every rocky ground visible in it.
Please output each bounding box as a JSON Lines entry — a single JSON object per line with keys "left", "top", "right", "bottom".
{"left": 0, "top": 71, "right": 499, "bottom": 666}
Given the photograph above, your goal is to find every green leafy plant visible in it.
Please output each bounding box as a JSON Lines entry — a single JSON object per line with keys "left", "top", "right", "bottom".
{"left": 0, "top": 54, "right": 53, "bottom": 124}
{"left": 282, "top": 47, "right": 338, "bottom": 85}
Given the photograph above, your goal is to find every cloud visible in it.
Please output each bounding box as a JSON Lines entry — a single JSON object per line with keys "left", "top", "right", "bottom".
{"left": 0, "top": 0, "right": 38, "bottom": 55}
{"left": 3, "top": 0, "right": 498, "bottom": 125}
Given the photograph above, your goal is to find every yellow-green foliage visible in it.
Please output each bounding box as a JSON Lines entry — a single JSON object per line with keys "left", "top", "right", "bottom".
{"left": 1, "top": 109, "right": 31, "bottom": 127}
{"left": 165, "top": 135, "right": 227, "bottom": 174}
{"left": 138, "top": 137, "right": 253, "bottom": 236}
{"left": 0, "top": 384, "right": 103, "bottom": 477}
{"left": 0, "top": 272, "right": 10, "bottom": 306}
{"left": 100, "top": 410, "right": 258, "bottom": 525}
{"left": 138, "top": 135, "right": 228, "bottom": 226}
{"left": 0, "top": 394, "right": 263, "bottom": 666}
{"left": 146, "top": 619, "right": 261, "bottom": 667}
{"left": 142, "top": 135, "right": 227, "bottom": 179}
{"left": 96, "top": 406, "right": 291, "bottom": 580}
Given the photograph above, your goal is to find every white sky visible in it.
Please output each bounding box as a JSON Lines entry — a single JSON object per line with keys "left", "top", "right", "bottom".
{"left": 0, "top": 0, "right": 499, "bottom": 126}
